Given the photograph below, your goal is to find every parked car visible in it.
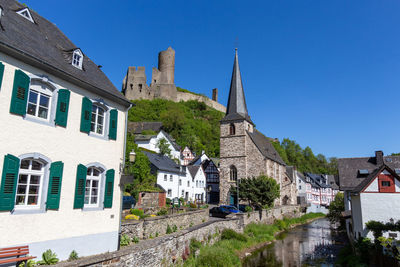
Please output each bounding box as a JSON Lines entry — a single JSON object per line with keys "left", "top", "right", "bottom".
{"left": 209, "top": 207, "right": 231, "bottom": 218}
{"left": 122, "top": 196, "right": 136, "bottom": 210}
{"left": 220, "top": 205, "right": 241, "bottom": 213}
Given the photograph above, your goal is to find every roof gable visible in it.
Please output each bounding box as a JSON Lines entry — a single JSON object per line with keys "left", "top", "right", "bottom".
{"left": 352, "top": 165, "right": 400, "bottom": 193}
{"left": 247, "top": 129, "right": 286, "bottom": 165}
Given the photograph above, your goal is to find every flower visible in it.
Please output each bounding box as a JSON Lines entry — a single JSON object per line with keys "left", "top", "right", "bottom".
{"left": 125, "top": 214, "right": 139, "bottom": 220}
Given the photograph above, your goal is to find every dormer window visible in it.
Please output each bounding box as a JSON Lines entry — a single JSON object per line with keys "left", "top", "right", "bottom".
{"left": 17, "top": 8, "right": 34, "bottom": 23}
{"left": 72, "top": 49, "right": 83, "bottom": 69}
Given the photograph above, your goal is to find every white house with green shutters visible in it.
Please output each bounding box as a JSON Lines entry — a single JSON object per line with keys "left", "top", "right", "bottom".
{"left": 0, "top": 0, "right": 131, "bottom": 261}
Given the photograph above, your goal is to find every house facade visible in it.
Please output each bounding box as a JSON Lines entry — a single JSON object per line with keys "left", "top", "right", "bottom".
{"left": 338, "top": 151, "right": 400, "bottom": 242}
{"left": 0, "top": 0, "right": 131, "bottom": 261}
{"left": 187, "top": 165, "right": 206, "bottom": 203}
{"left": 219, "top": 49, "right": 297, "bottom": 206}
{"left": 182, "top": 146, "right": 195, "bottom": 166}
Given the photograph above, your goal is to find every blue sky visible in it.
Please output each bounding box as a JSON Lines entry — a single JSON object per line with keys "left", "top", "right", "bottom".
{"left": 23, "top": 0, "right": 400, "bottom": 158}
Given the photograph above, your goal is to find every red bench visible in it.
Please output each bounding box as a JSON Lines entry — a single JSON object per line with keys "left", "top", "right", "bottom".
{"left": 0, "top": 246, "right": 36, "bottom": 266}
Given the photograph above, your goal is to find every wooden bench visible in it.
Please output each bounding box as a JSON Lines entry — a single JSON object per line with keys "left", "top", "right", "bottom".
{"left": 0, "top": 246, "right": 36, "bottom": 266}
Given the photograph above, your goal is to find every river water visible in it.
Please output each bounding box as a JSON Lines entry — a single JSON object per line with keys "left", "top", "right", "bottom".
{"left": 242, "top": 218, "right": 348, "bottom": 267}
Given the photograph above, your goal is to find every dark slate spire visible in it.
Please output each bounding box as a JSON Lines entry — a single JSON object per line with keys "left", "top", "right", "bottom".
{"left": 222, "top": 49, "right": 253, "bottom": 124}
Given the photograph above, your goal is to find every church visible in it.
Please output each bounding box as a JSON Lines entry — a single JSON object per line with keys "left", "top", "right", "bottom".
{"left": 219, "top": 49, "right": 297, "bottom": 206}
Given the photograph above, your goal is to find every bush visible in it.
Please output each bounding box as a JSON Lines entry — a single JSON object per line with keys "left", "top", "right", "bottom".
{"left": 245, "top": 206, "right": 253, "bottom": 212}
{"left": 132, "top": 236, "right": 139, "bottom": 243}
{"left": 130, "top": 208, "right": 145, "bottom": 219}
{"left": 37, "top": 249, "right": 59, "bottom": 265}
{"left": 120, "top": 234, "right": 131, "bottom": 247}
{"left": 189, "top": 203, "right": 197, "bottom": 209}
{"left": 157, "top": 207, "right": 168, "bottom": 216}
{"left": 68, "top": 250, "right": 78, "bottom": 261}
{"left": 172, "top": 224, "right": 178, "bottom": 232}
{"left": 220, "top": 229, "right": 248, "bottom": 242}
{"left": 18, "top": 260, "right": 35, "bottom": 267}
{"left": 166, "top": 225, "right": 173, "bottom": 234}
{"left": 166, "top": 198, "right": 171, "bottom": 206}
{"left": 190, "top": 238, "right": 202, "bottom": 255}
{"left": 195, "top": 246, "right": 241, "bottom": 267}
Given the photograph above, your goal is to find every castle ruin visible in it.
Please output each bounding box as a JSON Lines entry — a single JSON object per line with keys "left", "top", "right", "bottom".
{"left": 122, "top": 47, "right": 226, "bottom": 113}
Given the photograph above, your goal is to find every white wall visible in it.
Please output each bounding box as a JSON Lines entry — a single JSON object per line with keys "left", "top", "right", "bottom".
{"left": 0, "top": 53, "right": 127, "bottom": 259}
{"left": 137, "top": 131, "right": 181, "bottom": 162}
{"left": 364, "top": 179, "right": 379, "bottom": 192}
{"left": 191, "top": 167, "right": 206, "bottom": 201}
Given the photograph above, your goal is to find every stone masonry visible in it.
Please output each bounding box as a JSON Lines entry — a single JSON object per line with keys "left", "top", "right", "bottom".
{"left": 122, "top": 47, "right": 226, "bottom": 113}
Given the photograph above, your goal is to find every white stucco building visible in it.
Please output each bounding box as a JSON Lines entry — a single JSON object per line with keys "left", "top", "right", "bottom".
{"left": 187, "top": 165, "right": 206, "bottom": 203}
{"left": 339, "top": 151, "right": 400, "bottom": 242}
{"left": 0, "top": 1, "right": 131, "bottom": 261}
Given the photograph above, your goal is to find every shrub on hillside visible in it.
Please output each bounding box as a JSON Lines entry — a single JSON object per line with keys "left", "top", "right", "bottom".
{"left": 220, "top": 229, "right": 248, "bottom": 242}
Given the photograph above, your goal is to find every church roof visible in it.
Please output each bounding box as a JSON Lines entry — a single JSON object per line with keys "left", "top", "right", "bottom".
{"left": 221, "top": 49, "right": 253, "bottom": 124}
{"left": 0, "top": 0, "right": 130, "bottom": 107}
{"left": 247, "top": 129, "right": 286, "bottom": 165}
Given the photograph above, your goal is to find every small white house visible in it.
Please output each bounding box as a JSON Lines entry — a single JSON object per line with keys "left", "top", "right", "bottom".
{"left": 187, "top": 165, "right": 206, "bottom": 203}
{"left": 339, "top": 151, "right": 400, "bottom": 242}
{"left": 135, "top": 130, "right": 182, "bottom": 162}
{"left": 0, "top": 1, "right": 131, "bottom": 261}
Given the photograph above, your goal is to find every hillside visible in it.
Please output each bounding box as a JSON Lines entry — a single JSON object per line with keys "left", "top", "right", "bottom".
{"left": 127, "top": 99, "right": 337, "bottom": 175}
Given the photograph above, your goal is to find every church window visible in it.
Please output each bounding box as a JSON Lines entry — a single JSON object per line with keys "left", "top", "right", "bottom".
{"left": 230, "top": 165, "right": 237, "bottom": 182}
{"left": 229, "top": 123, "right": 235, "bottom": 135}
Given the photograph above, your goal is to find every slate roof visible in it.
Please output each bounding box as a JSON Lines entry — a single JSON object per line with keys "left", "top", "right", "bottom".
{"left": 221, "top": 49, "right": 253, "bottom": 124}
{"left": 142, "top": 151, "right": 184, "bottom": 175}
{"left": 128, "top": 122, "right": 163, "bottom": 134}
{"left": 286, "top": 166, "right": 295, "bottom": 182}
{"left": 304, "top": 173, "right": 330, "bottom": 188}
{"left": 247, "top": 129, "right": 286, "bottom": 165}
{"left": 0, "top": 0, "right": 130, "bottom": 107}
{"left": 350, "top": 165, "right": 400, "bottom": 193}
{"left": 187, "top": 165, "right": 200, "bottom": 179}
{"left": 327, "top": 175, "right": 339, "bottom": 190}
{"left": 337, "top": 152, "right": 400, "bottom": 191}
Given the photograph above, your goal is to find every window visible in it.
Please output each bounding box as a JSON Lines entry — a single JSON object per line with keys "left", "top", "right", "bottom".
{"left": 230, "top": 165, "right": 237, "bottom": 181}
{"left": 26, "top": 80, "right": 54, "bottom": 121}
{"left": 170, "top": 175, "right": 173, "bottom": 182}
{"left": 196, "top": 181, "right": 198, "bottom": 187}
{"left": 382, "top": 181, "right": 391, "bottom": 187}
{"left": 167, "top": 189, "right": 172, "bottom": 197}
{"left": 72, "top": 49, "right": 83, "bottom": 69}
{"left": 187, "top": 181, "right": 190, "bottom": 187}
{"left": 15, "top": 159, "right": 45, "bottom": 207}
{"left": 84, "top": 167, "right": 101, "bottom": 207}
{"left": 299, "top": 185, "right": 302, "bottom": 190}
{"left": 91, "top": 105, "right": 105, "bottom": 135}
{"left": 229, "top": 123, "right": 235, "bottom": 135}
{"left": 164, "top": 174, "right": 167, "bottom": 181}
{"left": 179, "top": 179, "right": 182, "bottom": 186}
{"left": 16, "top": 8, "right": 34, "bottom": 23}
{"left": 181, "top": 190, "right": 184, "bottom": 197}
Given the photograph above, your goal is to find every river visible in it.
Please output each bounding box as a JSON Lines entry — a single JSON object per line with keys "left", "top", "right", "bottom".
{"left": 242, "top": 218, "right": 348, "bottom": 267}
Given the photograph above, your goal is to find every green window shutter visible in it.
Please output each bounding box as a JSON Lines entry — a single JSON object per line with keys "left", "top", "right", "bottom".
{"left": 10, "top": 69, "right": 30, "bottom": 116}
{"left": 104, "top": 169, "right": 115, "bottom": 208}
{"left": 46, "top": 161, "right": 64, "bottom": 210}
{"left": 0, "top": 62, "right": 4, "bottom": 90}
{"left": 0, "top": 154, "right": 20, "bottom": 211}
{"left": 80, "top": 97, "right": 92, "bottom": 133}
{"left": 108, "top": 109, "right": 118, "bottom": 140}
{"left": 54, "top": 89, "right": 70, "bottom": 127}
{"left": 73, "top": 164, "right": 87, "bottom": 209}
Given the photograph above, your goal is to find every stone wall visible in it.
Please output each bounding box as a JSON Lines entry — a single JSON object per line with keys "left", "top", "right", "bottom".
{"left": 236, "top": 205, "right": 301, "bottom": 226}
{"left": 176, "top": 91, "right": 226, "bottom": 113}
{"left": 121, "top": 209, "right": 209, "bottom": 240}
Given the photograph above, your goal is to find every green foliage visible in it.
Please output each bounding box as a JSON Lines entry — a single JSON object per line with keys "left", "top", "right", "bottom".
{"left": 128, "top": 99, "right": 224, "bottom": 157}
{"left": 176, "top": 86, "right": 205, "bottom": 97}
{"left": 132, "top": 236, "right": 139, "bottom": 243}
{"left": 166, "top": 224, "right": 173, "bottom": 234}
{"left": 245, "top": 206, "right": 253, "bottom": 212}
{"left": 172, "top": 224, "right": 178, "bottom": 232}
{"left": 18, "top": 260, "right": 35, "bottom": 267}
{"left": 195, "top": 246, "right": 241, "bottom": 267}
{"left": 141, "top": 129, "right": 157, "bottom": 135}
{"left": 231, "top": 175, "right": 280, "bottom": 209}
{"left": 166, "top": 198, "right": 171, "bottom": 206}
{"left": 271, "top": 138, "right": 338, "bottom": 175}
{"left": 156, "top": 207, "right": 168, "bottom": 216}
{"left": 366, "top": 219, "right": 400, "bottom": 240}
{"left": 37, "top": 249, "right": 59, "bottom": 265}
{"left": 156, "top": 138, "right": 172, "bottom": 157}
{"left": 130, "top": 208, "right": 145, "bottom": 218}
{"left": 336, "top": 244, "right": 367, "bottom": 266}
{"left": 327, "top": 192, "right": 345, "bottom": 228}
{"left": 120, "top": 234, "right": 131, "bottom": 247}
{"left": 189, "top": 202, "right": 197, "bottom": 209}
{"left": 190, "top": 238, "right": 202, "bottom": 255}
{"left": 220, "top": 229, "right": 248, "bottom": 242}
{"left": 68, "top": 250, "right": 78, "bottom": 261}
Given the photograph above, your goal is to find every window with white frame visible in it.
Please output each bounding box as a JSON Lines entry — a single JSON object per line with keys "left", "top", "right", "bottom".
{"left": 187, "top": 181, "right": 190, "bottom": 187}
{"left": 179, "top": 179, "right": 182, "bottom": 186}
{"left": 91, "top": 105, "right": 105, "bottom": 135}
{"left": 196, "top": 181, "right": 198, "bottom": 187}
{"left": 170, "top": 175, "right": 173, "bottom": 182}
{"left": 167, "top": 189, "right": 172, "bottom": 197}
{"left": 15, "top": 159, "right": 45, "bottom": 207}
{"left": 181, "top": 190, "right": 184, "bottom": 197}
{"left": 72, "top": 49, "right": 83, "bottom": 69}
{"left": 164, "top": 174, "right": 167, "bottom": 181}
{"left": 26, "top": 81, "right": 52, "bottom": 120}
{"left": 84, "top": 167, "right": 101, "bottom": 207}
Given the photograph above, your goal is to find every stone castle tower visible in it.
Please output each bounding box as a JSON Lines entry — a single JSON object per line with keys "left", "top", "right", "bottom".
{"left": 122, "top": 47, "right": 227, "bottom": 113}
{"left": 219, "top": 49, "right": 297, "bottom": 205}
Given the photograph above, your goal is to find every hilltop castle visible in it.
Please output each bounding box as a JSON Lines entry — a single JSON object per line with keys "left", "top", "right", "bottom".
{"left": 122, "top": 47, "right": 226, "bottom": 113}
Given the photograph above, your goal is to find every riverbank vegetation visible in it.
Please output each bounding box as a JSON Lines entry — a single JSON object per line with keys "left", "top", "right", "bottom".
{"left": 327, "top": 192, "right": 345, "bottom": 229}
{"left": 182, "top": 212, "right": 325, "bottom": 267}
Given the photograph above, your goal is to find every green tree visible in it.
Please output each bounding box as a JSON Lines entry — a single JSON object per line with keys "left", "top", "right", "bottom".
{"left": 327, "top": 192, "right": 345, "bottom": 228}
{"left": 156, "top": 138, "right": 171, "bottom": 157}
{"left": 231, "top": 175, "right": 280, "bottom": 209}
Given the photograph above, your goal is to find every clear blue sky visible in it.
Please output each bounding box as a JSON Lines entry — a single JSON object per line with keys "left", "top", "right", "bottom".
{"left": 23, "top": 0, "right": 400, "bottom": 158}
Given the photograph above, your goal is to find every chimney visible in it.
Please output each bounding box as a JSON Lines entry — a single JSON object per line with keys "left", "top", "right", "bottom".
{"left": 375, "top": 150, "right": 384, "bottom": 166}
{"left": 212, "top": 88, "right": 218, "bottom": 102}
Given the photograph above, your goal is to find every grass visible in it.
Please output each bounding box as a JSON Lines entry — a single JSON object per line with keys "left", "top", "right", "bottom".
{"left": 182, "top": 212, "right": 325, "bottom": 267}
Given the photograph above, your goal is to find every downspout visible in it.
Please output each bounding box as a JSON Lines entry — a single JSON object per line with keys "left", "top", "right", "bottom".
{"left": 118, "top": 103, "right": 132, "bottom": 250}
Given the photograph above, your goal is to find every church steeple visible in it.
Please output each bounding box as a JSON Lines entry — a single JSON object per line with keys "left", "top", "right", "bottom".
{"left": 222, "top": 49, "right": 253, "bottom": 124}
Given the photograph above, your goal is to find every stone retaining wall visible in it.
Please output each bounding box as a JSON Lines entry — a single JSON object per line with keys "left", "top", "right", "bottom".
{"left": 121, "top": 209, "right": 209, "bottom": 240}
{"left": 176, "top": 91, "right": 226, "bottom": 113}
{"left": 237, "top": 205, "right": 301, "bottom": 226}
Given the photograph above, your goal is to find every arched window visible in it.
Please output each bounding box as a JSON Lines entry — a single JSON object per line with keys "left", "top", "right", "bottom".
{"left": 229, "top": 123, "right": 235, "bottom": 135}
{"left": 85, "top": 167, "right": 103, "bottom": 207}
{"left": 230, "top": 165, "right": 237, "bottom": 182}
{"left": 16, "top": 158, "right": 47, "bottom": 207}
{"left": 72, "top": 49, "right": 83, "bottom": 69}
{"left": 26, "top": 80, "right": 54, "bottom": 121}
{"left": 91, "top": 105, "right": 105, "bottom": 135}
